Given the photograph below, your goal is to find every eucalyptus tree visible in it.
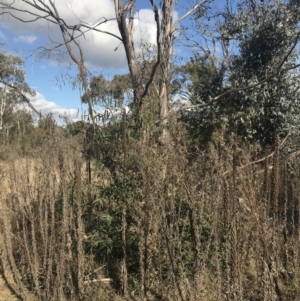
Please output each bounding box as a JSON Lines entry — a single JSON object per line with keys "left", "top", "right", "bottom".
{"left": 0, "top": 0, "right": 208, "bottom": 132}
{"left": 0, "top": 52, "right": 36, "bottom": 140}
{"left": 179, "top": 54, "right": 227, "bottom": 144}
{"left": 81, "top": 73, "right": 131, "bottom": 113}
{"left": 0, "top": 2, "right": 210, "bottom": 298}
{"left": 223, "top": 0, "right": 300, "bottom": 144}
{"left": 182, "top": 0, "right": 300, "bottom": 145}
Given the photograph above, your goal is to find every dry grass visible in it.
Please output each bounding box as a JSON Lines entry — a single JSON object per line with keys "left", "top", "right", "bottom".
{"left": 0, "top": 130, "right": 114, "bottom": 301}
{"left": 0, "top": 124, "right": 300, "bottom": 300}
{"left": 0, "top": 276, "right": 18, "bottom": 301}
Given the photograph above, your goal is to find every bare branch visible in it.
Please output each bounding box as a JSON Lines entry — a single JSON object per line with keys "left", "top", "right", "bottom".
{"left": 140, "top": 0, "right": 161, "bottom": 99}
{"left": 0, "top": 79, "right": 40, "bottom": 116}
{"left": 156, "top": 30, "right": 300, "bottom": 124}
{"left": 1, "top": 10, "right": 57, "bottom": 24}
{"left": 172, "top": 0, "right": 208, "bottom": 31}
{"left": 157, "top": 68, "right": 299, "bottom": 124}
{"left": 1, "top": 0, "right": 102, "bottom": 125}
{"left": 81, "top": 24, "right": 122, "bottom": 42}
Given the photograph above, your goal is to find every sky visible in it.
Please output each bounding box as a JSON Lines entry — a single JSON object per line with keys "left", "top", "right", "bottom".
{"left": 0, "top": 0, "right": 215, "bottom": 123}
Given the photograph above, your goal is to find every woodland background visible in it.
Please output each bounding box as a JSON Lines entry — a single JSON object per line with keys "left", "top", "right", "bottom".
{"left": 1, "top": 0, "right": 300, "bottom": 300}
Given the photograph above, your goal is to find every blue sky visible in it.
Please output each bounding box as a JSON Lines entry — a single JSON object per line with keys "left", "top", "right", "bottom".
{"left": 0, "top": 0, "right": 220, "bottom": 122}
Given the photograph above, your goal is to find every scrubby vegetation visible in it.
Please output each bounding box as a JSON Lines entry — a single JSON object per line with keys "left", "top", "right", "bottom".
{"left": 1, "top": 0, "right": 300, "bottom": 300}
{"left": 2, "top": 114, "right": 300, "bottom": 301}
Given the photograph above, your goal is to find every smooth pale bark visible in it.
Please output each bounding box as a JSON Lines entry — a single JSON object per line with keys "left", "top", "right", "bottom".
{"left": 115, "top": 0, "right": 174, "bottom": 131}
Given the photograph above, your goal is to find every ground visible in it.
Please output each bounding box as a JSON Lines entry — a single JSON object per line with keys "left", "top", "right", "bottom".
{"left": 0, "top": 276, "right": 18, "bottom": 301}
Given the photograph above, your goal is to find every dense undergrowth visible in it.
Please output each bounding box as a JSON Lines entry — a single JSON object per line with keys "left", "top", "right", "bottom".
{"left": 0, "top": 116, "right": 300, "bottom": 301}
{"left": 1, "top": 0, "right": 300, "bottom": 299}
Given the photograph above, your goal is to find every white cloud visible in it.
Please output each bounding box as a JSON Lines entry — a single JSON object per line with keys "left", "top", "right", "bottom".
{"left": 24, "top": 91, "right": 79, "bottom": 119}
{"left": 14, "top": 34, "right": 37, "bottom": 44}
{"left": 3, "top": 0, "right": 159, "bottom": 70}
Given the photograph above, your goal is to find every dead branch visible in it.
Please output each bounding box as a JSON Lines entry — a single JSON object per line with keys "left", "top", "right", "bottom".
{"left": 0, "top": 79, "right": 40, "bottom": 115}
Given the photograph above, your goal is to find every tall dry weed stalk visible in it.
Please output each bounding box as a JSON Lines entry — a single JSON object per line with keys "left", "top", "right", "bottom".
{"left": 1, "top": 121, "right": 300, "bottom": 301}
{"left": 0, "top": 131, "right": 106, "bottom": 301}
{"left": 271, "top": 135, "right": 280, "bottom": 219}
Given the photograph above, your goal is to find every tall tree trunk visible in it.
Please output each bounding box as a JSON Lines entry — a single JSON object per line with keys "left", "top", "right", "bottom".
{"left": 121, "top": 110, "right": 128, "bottom": 296}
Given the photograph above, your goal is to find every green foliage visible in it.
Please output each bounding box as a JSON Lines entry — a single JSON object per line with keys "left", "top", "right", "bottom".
{"left": 38, "top": 114, "right": 56, "bottom": 134}
{"left": 180, "top": 55, "right": 226, "bottom": 144}
{"left": 183, "top": 55, "right": 225, "bottom": 104}
{"left": 0, "top": 52, "right": 34, "bottom": 94}
{"left": 81, "top": 74, "right": 131, "bottom": 108}
{"left": 0, "top": 52, "right": 36, "bottom": 147}
{"left": 3, "top": 2, "right": 300, "bottom": 300}
{"left": 222, "top": 0, "right": 300, "bottom": 145}
{"left": 183, "top": 0, "right": 300, "bottom": 146}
